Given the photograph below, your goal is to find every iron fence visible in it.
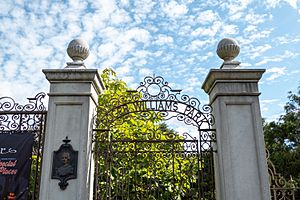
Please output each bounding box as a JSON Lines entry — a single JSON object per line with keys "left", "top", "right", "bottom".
{"left": 0, "top": 92, "right": 47, "bottom": 200}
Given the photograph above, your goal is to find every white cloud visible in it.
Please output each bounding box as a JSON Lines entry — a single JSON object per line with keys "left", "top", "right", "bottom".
{"left": 188, "top": 40, "right": 211, "bottom": 51}
{"left": 230, "top": 12, "right": 244, "bottom": 21}
{"left": 153, "top": 35, "right": 174, "bottom": 45}
{"left": 96, "top": 27, "right": 151, "bottom": 67}
{"left": 115, "top": 66, "right": 131, "bottom": 76}
{"left": 195, "top": 10, "right": 218, "bottom": 24}
{"left": 256, "top": 50, "right": 298, "bottom": 66}
{"left": 261, "top": 99, "right": 280, "bottom": 104}
{"left": 3, "top": 61, "right": 18, "bottom": 79}
{"left": 181, "top": 76, "right": 203, "bottom": 93}
{"left": 97, "top": 43, "right": 118, "bottom": 58}
{"left": 198, "top": 52, "right": 214, "bottom": 62}
{"left": 10, "top": 6, "right": 26, "bottom": 18}
{"left": 132, "top": 50, "right": 149, "bottom": 58}
{"left": 222, "top": 24, "right": 239, "bottom": 35}
{"left": 244, "top": 25, "right": 257, "bottom": 33}
{"left": 0, "top": 80, "right": 46, "bottom": 103}
{"left": 265, "top": 67, "right": 287, "bottom": 81}
{"left": 285, "top": 0, "right": 298, "bottom": 9}
{"left": 277, "top": 35, "right": 300, "bottom": 44}
{"left": 122, "top": 76, "right": 135, "bottom": 85}
{"left": 178, "top": 25, "right": 192, "bottom": 36}
{"left": 283, "top": 50, "right": 299, "bottom": 58}
{"left": 240, "top": 62, "right": 252, "bottom": 68}
{"left": 288, "top": 69, "right": 300, "bottom": 75}
{"left": 249, "top": 29, "right": 273, "bottom": 40}
{"left": 260, "top": 99, "right": 280, "bottom": 112}
{"left": 245, "top": 44, "right": 272, "bottom": 59}
{"left": 139, "top": 68, "right": 152, "bottom": 77}
{"left": 119, "top": 0, "right": 130, "bottom": 7}
{"left": 152, "top": 51, "right": 163, "bottom": 57}
{"left": 245, "top": 12, "right": 270, "bottom": 25}
{"left": 185, "top": 57, "right": 195, "bottom": 64}
{"left": 265, "top": 0, "right": 281, "bottom": 8}
{"left": 265, "top": 0, "right": 299, "bottom": 9}
{"left": 256, "top": 45, "right": 272, "bottom": 55}
{"left": 90, "top": 0, "right": 117, "bottom": 20}
{"left": 191, "top": 21, "right": 222, "bottom": 37}
{"left": 110, "top": 9, "right": 132, "bottom": 25}
{"left": 134, "top": 0, "right": 157, "bottom": 21}
{"left": 235, "top": 36, "right": 252, "bottom": 46}
{"left": 192, "top": 66, "right": 209, "bottom": 75}
{"left": 162, "top": 1, "right": 188, "bottom": 18}
{"left": 256, "top": 58, "right": 281, "bottom": 66}
{"left": 125, "top": 28, "right": 151, "bottom": 44}
{"left": 29, "top": 45, "right": 54, "bottom": 59}
{"left": 223, "top": 0, "right": 252, "bottom": 15}
{"left": 0, "top": 0, "right": 14, "bottom": 15}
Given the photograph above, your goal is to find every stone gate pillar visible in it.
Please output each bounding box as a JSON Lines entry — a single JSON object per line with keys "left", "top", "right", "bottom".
{"left": 39, "top": 39, "right": 104, "bottom": 200}
{"left": 202, "top": 38, "right": 271, "bottom": 200}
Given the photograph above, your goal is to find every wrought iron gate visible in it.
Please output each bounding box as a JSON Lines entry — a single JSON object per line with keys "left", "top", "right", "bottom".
{"left": 0, "top": 92, "right": 47, "bottom": 200}
{"left": 94, "top": 76, "right": 216, "bottom": 199}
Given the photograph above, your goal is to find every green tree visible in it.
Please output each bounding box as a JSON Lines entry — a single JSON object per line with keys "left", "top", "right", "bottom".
{"left": 263, "top": 86, "right": 300, "bottom": 191}
{"left": 94, "top": 69, "right": 201, "bottom": 199}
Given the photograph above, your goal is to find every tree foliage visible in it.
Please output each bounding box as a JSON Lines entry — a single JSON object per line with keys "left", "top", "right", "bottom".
{"left": 263, "top": 86, "right": 300, "bottom": 189}
{"left": 95, "top": 69, "right": 202, "bottom": 199}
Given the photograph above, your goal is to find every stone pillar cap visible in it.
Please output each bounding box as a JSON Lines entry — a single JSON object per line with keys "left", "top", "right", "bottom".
{"left": 202, "top": 69, "right": 266, "bottom": 94}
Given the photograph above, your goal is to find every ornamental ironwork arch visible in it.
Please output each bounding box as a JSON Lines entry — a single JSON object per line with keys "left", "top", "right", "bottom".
{"left": 97, "top": 75, "right": 214, "bottom": 130}
{"left": 94, "top": 76, "right": 216, "bottom": 200}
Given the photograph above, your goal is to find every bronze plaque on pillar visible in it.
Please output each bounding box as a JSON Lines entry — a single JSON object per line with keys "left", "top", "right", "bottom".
{"left": 51, "top": 136, "right": 78, "bottom": 190}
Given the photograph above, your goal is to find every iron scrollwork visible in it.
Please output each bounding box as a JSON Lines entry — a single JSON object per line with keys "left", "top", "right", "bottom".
{"left": 52, "top": 137, "right": 78, "bottom": 190}
{"left": 0, "top": 92, "right": 47, "bottom": 132}
{"left": 267, "top": 150, "right": 298, "bottom": 200}
{"left": 97, "top": 75, "right": 215, "bottom": 130}
{"left": 0, "top": 92, "right": 47, "bottom": 200}
{"left": 0, "top": 92, "right": 46, "bottom": 112}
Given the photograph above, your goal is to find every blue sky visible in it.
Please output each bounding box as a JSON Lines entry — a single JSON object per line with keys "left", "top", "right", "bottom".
{"left": 0, "top": 0, "right": 299, "bottom": 122}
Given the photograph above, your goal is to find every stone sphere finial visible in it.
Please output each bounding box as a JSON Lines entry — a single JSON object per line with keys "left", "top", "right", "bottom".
{"left": 216, "top": 38, "right": 240, "bottom": 62}
{"left": 67, "top": 39, "right": 89, "bottom": 62}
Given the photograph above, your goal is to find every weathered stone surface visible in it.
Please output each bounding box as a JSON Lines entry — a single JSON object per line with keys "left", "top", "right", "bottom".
{"left": 202, "top": 68, "right": 271, "bottom": 200}
{"left": 40, "top": 69, "right": 104, "bottom": 200}
{"left": 67, "top": 39, "right": 89, "bottom": 62}
{"left": 66, "top": 39, "right": 89, "bottom": 69}
{"left": 216, "top": 38, "right": 240, "bottom": 62}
